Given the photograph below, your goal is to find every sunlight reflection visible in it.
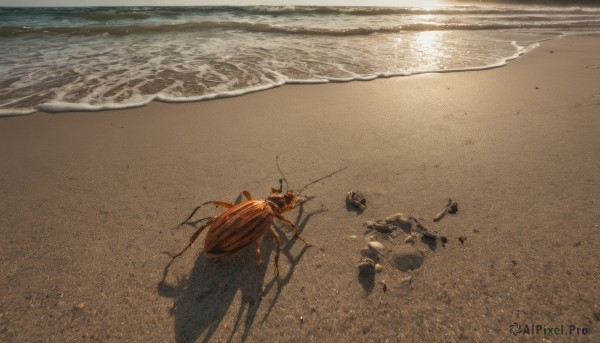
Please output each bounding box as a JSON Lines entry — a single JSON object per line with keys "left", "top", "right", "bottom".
{"left": 411, "top": 31, "right": 445, "bottom": 69}
{"left": 394, "top": 0, "right": 446, "bottom": 10}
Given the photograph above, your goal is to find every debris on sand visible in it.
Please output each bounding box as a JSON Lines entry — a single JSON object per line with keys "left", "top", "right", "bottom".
{"left": 384, "top": 213, "right": 413, "bottom": 231}
{"left": 364, "top": 214, "right": 440, "bottom": 240}
{"left": 447, "top": 199, "right": 458, "bottom": 214}
{"left": 363, "top": 213, "right": 415, "bottom": 235}
{"left": 433, "top": 198, "right": 459, "bottom": 222}
{"left": 346, "top": 191, "right": 367, "bottom": 212}
{"left": 352, "top": 197, "right": 468, "bottom": 289}
{"left": 364, "top": 220, "right": 395, "bottom": 233}
{"left": 409, "top": 217, "right": 439, "bottom": 239}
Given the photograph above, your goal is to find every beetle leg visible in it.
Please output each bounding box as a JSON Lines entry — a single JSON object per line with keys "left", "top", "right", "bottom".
{"left": 290, "top": 198, "right": 306, "bottom": 210}
{"left": 178, "top": 205, "right": 205, "bottom": 227}
{"left": 275, "top": 215, "right": 310, "bottom": 246}
{"left": 178, "top": 201, "right": 233, "bottom": 227}
{"left": 268, "top": 225, "right": 282, "bottom": 277}
{"left": 291, "top": 195, "right": 313, "bottom": 210}
{"left": 243, "top": 191, "right": 253, "bottom": 201}
{"left": 166, "top": 217, "right": 215, "bottom": 259}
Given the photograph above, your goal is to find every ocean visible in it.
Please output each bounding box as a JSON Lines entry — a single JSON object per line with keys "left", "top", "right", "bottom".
{"left": 1, "top": 5, "right": 599, "bottom": 116}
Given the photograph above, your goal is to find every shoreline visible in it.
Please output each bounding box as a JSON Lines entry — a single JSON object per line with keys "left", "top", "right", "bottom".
{"left": 1, "top": 34, "right": 599, "bottom": 342}
{"left": 0, "top": 31, "right": 573, "bottom": 117}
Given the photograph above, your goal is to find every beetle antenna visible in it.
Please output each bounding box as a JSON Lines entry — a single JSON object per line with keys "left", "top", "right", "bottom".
{"left": 275, "top": 156, "right": 290, "bottom": 192}
{"left": 297, "top": 166, "right": 347, "bottom": 197}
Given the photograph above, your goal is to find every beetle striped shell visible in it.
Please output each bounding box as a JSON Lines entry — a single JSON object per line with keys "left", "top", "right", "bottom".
{"left": 204, "top": 200, "right": 275, "bottom": 258}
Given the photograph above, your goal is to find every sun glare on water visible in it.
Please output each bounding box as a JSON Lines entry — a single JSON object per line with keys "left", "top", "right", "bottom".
{"left": 395, "top": 30, "right": 446, "bottom": 71}
{"left": 386, "top": 0, "right": 447, "bottom": 9}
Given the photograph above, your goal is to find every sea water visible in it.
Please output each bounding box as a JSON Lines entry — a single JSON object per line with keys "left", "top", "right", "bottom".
{"left": 1, "top": 5, "right": 599, "bottom": 115}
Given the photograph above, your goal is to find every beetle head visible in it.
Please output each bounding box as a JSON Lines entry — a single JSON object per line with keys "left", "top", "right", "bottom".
{"left": 283, "top": 191, "right": 297, "bottom": 205}
{"left": 266, "top": 191, "right": 298, "bottom": 213}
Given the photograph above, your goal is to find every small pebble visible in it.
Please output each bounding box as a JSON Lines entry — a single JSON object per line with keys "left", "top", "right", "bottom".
{"left": 375, "top": 264, "right": 383, "bottom": 272}
{"left": 404, "top": 235, "right": 415, "bottom": 244}
{"left": 441, "top": 236, "right": 448, "bottom": 244}
{"left": 368, "top": 241, "right": 386, "bottom": 255}
{"left": 458, "top": 236, "right": 466, "bottom": 244}
{"left": 75, "top": 303, "right": 85, "bottom": 311}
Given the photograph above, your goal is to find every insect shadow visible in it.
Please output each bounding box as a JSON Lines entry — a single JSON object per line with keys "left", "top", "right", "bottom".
{"left": 158, "top": 194, "right": 323, "bottom": 343}
{"left": 358, "top": 269, "right": 376, "bottom": 294}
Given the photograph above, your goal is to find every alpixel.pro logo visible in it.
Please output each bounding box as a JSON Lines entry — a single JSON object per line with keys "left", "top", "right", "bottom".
{"left": 509, "top": 323, "right": 590, "bottom": 336}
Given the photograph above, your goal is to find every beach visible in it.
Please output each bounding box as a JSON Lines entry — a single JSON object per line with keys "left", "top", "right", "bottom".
{"left": 0, "top": 34, "right": 599, "bottom": 342}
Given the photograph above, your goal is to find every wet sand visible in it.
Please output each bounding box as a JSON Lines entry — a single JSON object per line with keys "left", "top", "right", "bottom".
{"left": 0, "top": 35, "right": 599, "bottom": 342}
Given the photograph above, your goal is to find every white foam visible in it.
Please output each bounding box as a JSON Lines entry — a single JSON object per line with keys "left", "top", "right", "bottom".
{"left": 0, "top": 33, "right": 555, "bottom": 116}
{"left": 37, "top": 100, "right": 150, "bottom": 113}
{"left": 0, "top": 108, "right": 37, "bottom": 117}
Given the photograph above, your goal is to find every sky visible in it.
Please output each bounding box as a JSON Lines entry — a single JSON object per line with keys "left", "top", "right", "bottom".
{"left": 0, "top": 0, "right": 447, "bottom": 7}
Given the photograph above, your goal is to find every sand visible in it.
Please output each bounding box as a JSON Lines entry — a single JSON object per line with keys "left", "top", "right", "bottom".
{"left": 1, "top": 35, "right": 599, "bottom": 342}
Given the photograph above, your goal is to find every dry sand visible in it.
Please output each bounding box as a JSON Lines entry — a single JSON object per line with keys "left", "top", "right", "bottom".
{"left": 1, "top": 35, "right": 599, "bottom": 342}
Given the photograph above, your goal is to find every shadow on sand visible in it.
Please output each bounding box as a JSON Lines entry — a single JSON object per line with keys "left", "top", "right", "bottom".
{"left": 158, "top": 195, "right": 323, "bottom": 343}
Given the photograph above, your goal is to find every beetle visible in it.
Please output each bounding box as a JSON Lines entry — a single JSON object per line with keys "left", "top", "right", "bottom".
{"left": 167, "top": 160, "right": 346, "bottom": 276}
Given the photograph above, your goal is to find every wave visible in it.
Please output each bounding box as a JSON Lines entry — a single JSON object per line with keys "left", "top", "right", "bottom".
{"left": 2, "top": 5, "right": 599, "bottom": 18}
{"left": 0, "top": 39, "right": 540, "bottom": 117}
{"left": 2, "top": 20, "right": 599, "bottom": 37}
{"left": 71, "top": 9, "right": 187, "bottom": 21}
{"left": 73, "top": 12, "right": 153, "bottom": 21}
{"left": 242, "top": 5, "right": 600, "bottom": 16}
